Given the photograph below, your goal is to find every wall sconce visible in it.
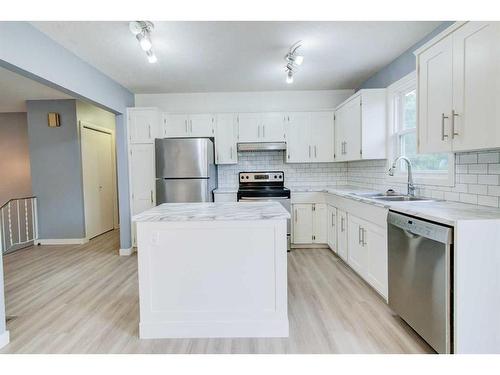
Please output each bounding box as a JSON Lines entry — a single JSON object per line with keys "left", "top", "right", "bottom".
{"left": 47, "top": 112, "right": 60, "bottom": 127}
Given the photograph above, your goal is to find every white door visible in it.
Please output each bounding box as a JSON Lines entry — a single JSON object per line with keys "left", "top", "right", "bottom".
{"left": 365, "top": 222, "right": 388, "bottom": 299}
{"left": 417, "top": 35, "right": 454, "bottom": 153}
{"left": 336, "top": 209, "right": 348, "bottom": 262}
{"left": 312, "top": 203, "right": 327, "bottom": 243}
{"left": 238, "top": 113, "right": 261, "bottom": 142}
{"left": 215, "top": 113, "right": 238, "bottom": 164}
{"left": 285, "top": 112, "right": 310, "bottom": 163}
{"left": 347, "top": 215, "right": 367, "bottom": 278}
{"left": 327, "top": 205, "right": 337, "bottom": 253}
{"left": 310, "top": 112, "right": 335, "bottom": 162}
{"left": 130, "top": 143, "right": 155, "bottom": 246}
{"left": 292, "top": 204, "right": 313, "bottom": 244}
{"left": 164, "top": 114, "right": 189, "bottom": 137}
{"left": 452, "top": 22, "right": 500, "bottom": 152}
{"left": 81, "top": 126, "right": 115, "bottom": 240}
{"left": 189, "top": 114, "right": 214, "bottom": 137}
{"left": 129, "top": 109, "right": 157, "bottom": 143}
{"left": 343, "top": 96, "right": 362, "bottom": 161}
{"left": 261, "top": 112, "right": 285, "bottom": 142}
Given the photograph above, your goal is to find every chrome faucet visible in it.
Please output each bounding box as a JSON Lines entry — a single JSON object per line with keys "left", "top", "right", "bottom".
{"left": 388, "top": 156, "right": 416, "bottom": 197}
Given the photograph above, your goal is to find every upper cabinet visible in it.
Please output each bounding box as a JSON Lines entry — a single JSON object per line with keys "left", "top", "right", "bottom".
{"left": 162, "top": 113, "right": 214, "bottom": 138}
{"left": 127, "top": 108, "right": 160, "bottom": 144}
{"left": 284, "top": 111, "right": 335, "bottom": 163}
{"left": 237, "top": 112, "right": 285, "bottom": 143}
{"left": 416, "top": 21, "right": 500, "bottom": 153}
{"left": 334, "top": 89, "right": 386, "bottom": 162}
{"left": 215, "top": 113, "right": 238, "bottom": 164}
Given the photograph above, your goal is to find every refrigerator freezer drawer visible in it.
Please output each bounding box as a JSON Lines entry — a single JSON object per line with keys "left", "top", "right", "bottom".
{"left": 156, "top": 179, "right": 213, "bottom": 204}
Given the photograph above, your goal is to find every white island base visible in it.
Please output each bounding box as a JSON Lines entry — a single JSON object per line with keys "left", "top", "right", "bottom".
{"left": 134, "top": 202, "right": 289, "bottom": 339}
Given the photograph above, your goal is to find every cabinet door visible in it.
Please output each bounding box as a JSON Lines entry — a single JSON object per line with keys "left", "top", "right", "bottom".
{"left": 128, "top": 109, "right": 158, "bottom": 143}
{"left": 343, "top": 96, "right": 362, "bottom": 161}
{"left": 261, "top": 112, "right": 285, "bottom": 142}
{"left": 215, "top": 113, "right": 238, "bottom": 164}
{"left": 310, "top": 112, "right": 335, "bottom": 162}
{"left": 130, "top": 144, "right": 155, "bottom": 246}
{"left": 417, "top": 35, "right": 454, "bottom": 153}
{"left": 292, "top": 204, "right": 313, "bottom": 244}
{"left": 347, "top": 215, "right": 367, "bottom": 278}
{"left": 285, "top": 112, "right": 311, "bottom": 163}
{"left": 364, "top": 222, "right": 388, "bottom": 299}
{"left": 327, "top": 205, "right": 337, "bottom": 252}
{"left": 336, "top": 210, "right": 348, "bottom": 262}
{"left": 312, "top": 203, "right": 327, "bottom": 243}
{"left": 452, "top": 22, "right": 500, "bottom": 152}
{"left": 237, "top": 113, "right": 261, "bottom": 142}
{"left": 189, "top": 114, "right": 215, "bottom": 137}
{"left": 164, "top": 113, "right": 189, "bottom": 137}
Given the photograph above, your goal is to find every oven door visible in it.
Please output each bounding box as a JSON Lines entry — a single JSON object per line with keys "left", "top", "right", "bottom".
{"left": 238, "top": 196, "right": 291, "bottom": 250}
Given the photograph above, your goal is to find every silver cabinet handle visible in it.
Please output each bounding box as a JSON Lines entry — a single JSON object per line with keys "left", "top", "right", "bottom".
{"left": 263, "top": 124, "right": 266, "bottom": 138}
{"left": 331, "top": 213, "right": 334, "bottom": 227}
{"left": 441, "top": 113, "right": 449, "bottom": 141}
{"left": 148, "top": 124, "right": 151, "bottom": 139}
{"left": 190, "top": 119, "right": 193, "bottom": 133}
{"left": 358, "top": 226, "right": 362, "bottom": 245}
{"left": 341, "top": 216, "right": 344, "bottom": 232}
{"left": 258, "top": 125, "right": 261, "bottom": 138}
{"left": 314, "top": 145, "right": 317, "bottom": 158}
{"left": 451, "top": 110, "right": 459, "bottom": 138}
{"left": 294, "top": 208, "right": 298, "bottom": 223}
{"left": 309, "top": 145, "right": 311, "bottom": 158}
{"left": 344, "top": 141, "right": 347, "bottom": 155}
{"left": 150, "top": 190, "right": 154, "bottom": 204}
{"left": 185, "top": 119, "right": 188, "bottom": 133}
{"left": 230, "top": 146, "right": 233, "bottom": 159}
{"left": 362, "top": 228, "right": 367, "bottom": 246}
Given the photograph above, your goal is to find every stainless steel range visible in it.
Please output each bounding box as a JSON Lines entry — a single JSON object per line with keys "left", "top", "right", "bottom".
{"left": 237, "top": 171, "right": 291, "bottom": 250}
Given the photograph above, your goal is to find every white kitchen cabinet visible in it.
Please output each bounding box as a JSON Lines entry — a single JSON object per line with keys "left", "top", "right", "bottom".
{"left": 215, "top": 113, "right": 238, "bottom": 164}
{"left": 334, "top": 89, "right": 386, "bottom": 162}
{"left": 416, "top": 21, "right": 500, "bottom": 153}
{"left": 292, "top": 204, "right": 313, "bottom": 244}
{"left": 129, "top": 143, "right": 155, "bottom": 246}
{"left": 163, "top": 113, "right": 214, "bottom": 138}
{"left": 327, "top": 205, "right": 337, "bottom": 253}
{"left": 347, "top": 214, "right": 388, "bottom": 299}
{"left": 292, "top": 203, "right": 327, "bottom": 244}
{"left": 128, "top": 108, "right": 160, "bottom": 144}
{"left": 336, "top": 209, "right": 348, "bottom": 262}
{"left": 285, "top": 112, "right": 335, "bottom": 163}
{"left": 237, "top": 112, "right": 284, "bottom": 143}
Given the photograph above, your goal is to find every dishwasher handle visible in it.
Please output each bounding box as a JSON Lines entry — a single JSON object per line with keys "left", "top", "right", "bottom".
{"left": 388, "top": 211, "right": 453, "bottom": 245}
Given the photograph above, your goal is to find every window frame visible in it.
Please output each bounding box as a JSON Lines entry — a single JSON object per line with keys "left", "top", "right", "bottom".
{"left": 387, "top": 72, "right": 455, "bottom": 187}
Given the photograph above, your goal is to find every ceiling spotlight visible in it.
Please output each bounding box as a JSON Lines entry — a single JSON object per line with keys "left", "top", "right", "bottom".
{"left": 294, "top": 55, "right": 304, "bottom": 66}
{"left": 146, "top": 50, "right": 158, "bottom": 64}
{"left": 286, "top": 70, "right": 294, "bottom": 84}
{"left": 129, "top": 21, "right": 157, "bottom": 62}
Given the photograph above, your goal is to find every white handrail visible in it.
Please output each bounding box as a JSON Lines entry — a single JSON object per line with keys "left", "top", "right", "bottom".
{"left": 0, "top": 197, "right": 38, "bottom": 254}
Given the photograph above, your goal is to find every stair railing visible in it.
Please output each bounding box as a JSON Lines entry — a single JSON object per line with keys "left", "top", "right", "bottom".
{"left": 0, "top": 196, "right": 38, "bottom": 255}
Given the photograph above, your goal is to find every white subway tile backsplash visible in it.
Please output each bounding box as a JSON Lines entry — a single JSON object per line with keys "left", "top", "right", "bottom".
{"left": 468, "top": 184, "right": 487, "bottom": 195}
{"left": 478, "top": 195, "right": 499, "bottom": 208}
{"left": 459, "top": 153, "right": 478, "bottom": 164}
{"left": 459, "top": 193, "right": 478, "bottom": 204}
{"left": 478, "top": 152, "right": 500, "bottom": 164}
{"left": 488, "top": 164, "right": 500, "bottom": 174}
{"left": 478, "top": 174, "right": 499, "bottom": 185}
{"left": 468, "top": 164, "right": 488, "bottom": 174}
{"left": 458, "top": 174, "right": 477, "bottom": 184}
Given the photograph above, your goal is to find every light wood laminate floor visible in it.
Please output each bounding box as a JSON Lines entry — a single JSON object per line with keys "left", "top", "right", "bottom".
{"left": 1, "top": 230, "right": 433, "bottom": 354}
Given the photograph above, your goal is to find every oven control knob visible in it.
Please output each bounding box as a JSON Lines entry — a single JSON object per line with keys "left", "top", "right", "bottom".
{"left": 246, "top": 176, "right": 249, "bottom": 179}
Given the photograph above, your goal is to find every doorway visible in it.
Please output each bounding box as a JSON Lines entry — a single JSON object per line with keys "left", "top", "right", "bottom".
{"left": 80, "top": 122, "right": 117, "bottom": 240}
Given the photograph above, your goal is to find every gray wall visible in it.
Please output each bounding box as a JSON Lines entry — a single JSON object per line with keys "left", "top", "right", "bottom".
{"left": 0, "top": 113, "right": 32, "bottom": 206}
{"left": 26, "top": 99, "right": 86, "bottom": 239}
{"left": 358, "top": 21, "right": 454, "bottom": 89}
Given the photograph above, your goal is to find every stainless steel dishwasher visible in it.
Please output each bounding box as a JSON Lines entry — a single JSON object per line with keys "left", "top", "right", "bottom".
{"left": 387, "top": 211, "right": 453, "bottom": 354}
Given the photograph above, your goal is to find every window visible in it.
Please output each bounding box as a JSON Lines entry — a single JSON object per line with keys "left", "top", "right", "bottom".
{"left": 388, "top": 72, "right": 454, "bottom": 186}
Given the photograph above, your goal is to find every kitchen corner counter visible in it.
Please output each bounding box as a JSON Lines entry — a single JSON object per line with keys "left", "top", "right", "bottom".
{"left": 133, "top": 202, "right": 290, "bottom": 222}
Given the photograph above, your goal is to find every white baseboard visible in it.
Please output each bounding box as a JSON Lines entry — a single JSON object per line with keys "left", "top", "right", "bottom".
{"left": 0, "top": 330, "right": 10, "bottom": 349}
{"left": 119, "top": 247, "right": 134, "bottom": 256}
{"left": 37, "top": 238, "right": 89, "bottom": 245}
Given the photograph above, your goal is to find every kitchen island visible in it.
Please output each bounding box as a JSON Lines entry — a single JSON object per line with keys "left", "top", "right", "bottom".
{"left": 133, "top": 202, "right": 290, "bottom": 339}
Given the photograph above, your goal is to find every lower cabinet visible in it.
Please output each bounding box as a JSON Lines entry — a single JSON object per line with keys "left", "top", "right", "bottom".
{"left": 336, "top": 209, "right": 348, "bottom": 262}
{"left": 327, "top": 205, "right": 337, "bottom": 253}
{"left": 347, "top": 214, "right": 388, "bottom": 299}
{"left": 292, "top": 203, "right": 327, "bottom": 244}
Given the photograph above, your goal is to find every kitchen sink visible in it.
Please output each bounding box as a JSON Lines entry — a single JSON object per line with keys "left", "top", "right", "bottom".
{"left": 373, "top": 196, "right": 433, "bottom": 202}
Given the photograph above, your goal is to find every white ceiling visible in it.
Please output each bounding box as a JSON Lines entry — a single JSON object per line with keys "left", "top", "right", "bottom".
{"left": 31, "top": 21, "right": 441, "bottom": 94}
{"left": 0, "top": 67, "right": 73, "bottom": 112}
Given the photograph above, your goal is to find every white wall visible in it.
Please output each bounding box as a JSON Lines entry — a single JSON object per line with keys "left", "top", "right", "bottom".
{"left": 135, "top": 90, "right": 353, "bottom": 113}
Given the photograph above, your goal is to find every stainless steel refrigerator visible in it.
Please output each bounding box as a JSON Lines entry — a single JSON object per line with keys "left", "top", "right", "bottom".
{"left": 155, "top": 138, "right": 217, "bottom": 204}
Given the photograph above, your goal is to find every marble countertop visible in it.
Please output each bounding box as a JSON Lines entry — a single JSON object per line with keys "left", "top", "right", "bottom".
{"left": 314, "top": 186, "right": 500, "bottom": 226}
{"left": 133, "top": 202, "right": 290, "bottom": 222}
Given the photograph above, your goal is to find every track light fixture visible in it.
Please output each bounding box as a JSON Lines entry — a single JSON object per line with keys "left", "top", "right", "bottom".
{"left": 129, "top": 21, "right": 157, "bottom": 63}
{"left": 284, "top": 41, "right": 304, "bottom": 84}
